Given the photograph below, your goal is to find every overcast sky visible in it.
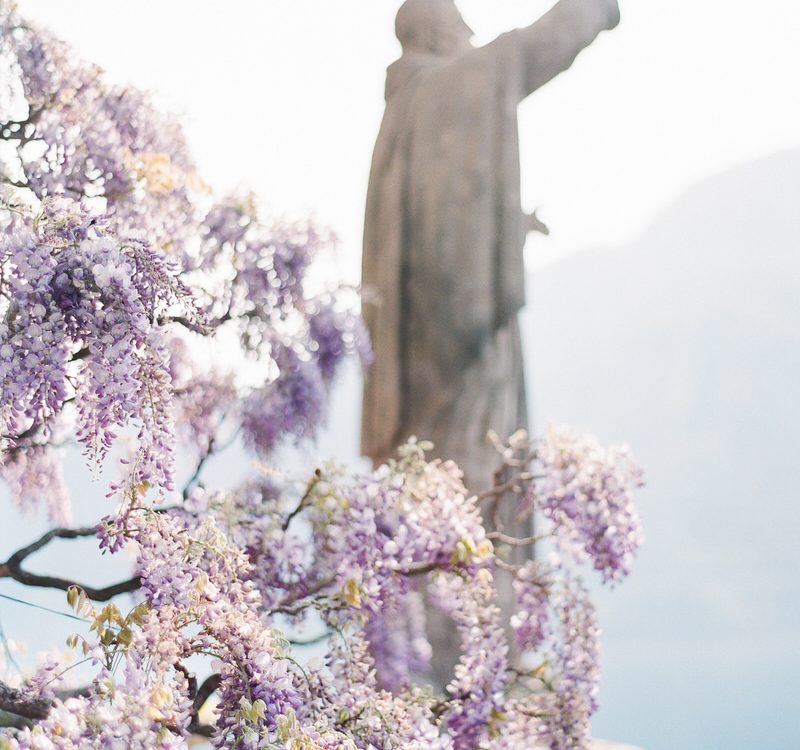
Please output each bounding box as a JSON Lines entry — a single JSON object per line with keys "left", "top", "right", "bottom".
{"left": 16, "top": 0, "right": 800, "bottom": 274}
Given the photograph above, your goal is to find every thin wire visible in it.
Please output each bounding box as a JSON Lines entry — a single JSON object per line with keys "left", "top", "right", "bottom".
{"left": 0, "top": 592, "right": 87, "bottom": 623}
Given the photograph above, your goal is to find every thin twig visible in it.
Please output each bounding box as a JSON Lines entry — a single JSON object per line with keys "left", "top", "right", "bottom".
{"left": 288, "top": 630, "right": 333, "bottom": 647}
{"left": 486, "top": 531, "right": 548, "bottom": 548}
{"left": 282, "top": 469, "right": 321, "bottom": 531}
{"left": 182, "top": 436, "right": 216, "bottom": 501}
{"left": 476, "top": 472, "right": 534, "bottom": 503}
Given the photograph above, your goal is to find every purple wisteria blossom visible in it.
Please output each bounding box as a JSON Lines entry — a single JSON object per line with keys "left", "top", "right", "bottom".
{"left": 436, "top": 572, "right": 509, "bottom": 750}
{"left": 537, "top": 423, "right": 644, "bottom": 582}
{"left": 364, "top": 589, "right": 431, "bottom": 692}
{"left": 0, "top": 5, "right": 364, "bottom": 516}
{"left": 241, "top": 352, "right": 327, "bottom": 457}
{"left": 309, "top": 296, "right": 372, "bottom": 381}
{"left": 1, "top": 443, "right": 70, "bottom": 524}
{"left": 536, "top": 577, "right": 602, "bottom": 750}
{"left": 511, "top": 559, "right": 555, "bottom": 652}
{"left": 0, "top": 199, "right": 194, "bottom": 497}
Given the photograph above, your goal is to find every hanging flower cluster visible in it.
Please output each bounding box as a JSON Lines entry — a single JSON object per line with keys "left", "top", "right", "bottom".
{"left": 536, "top": 424, "right": 644, "bottom": 582}
{"left": 0, "top": 4, "right": 368, "bottom": 516}
{"left": 2, "top": 433, "right": 642, "bottom": 750}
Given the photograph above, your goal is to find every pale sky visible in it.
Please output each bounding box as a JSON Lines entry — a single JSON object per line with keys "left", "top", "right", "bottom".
{"left": 16, "top": 0, "right": 800, "bottom": 275}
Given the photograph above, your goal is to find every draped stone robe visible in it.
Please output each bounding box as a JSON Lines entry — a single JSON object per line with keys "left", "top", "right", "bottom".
{"left": 361, "top": 32, "right": 528, "bottom": 489}
{"left": 361, "top": 0, "right": 619, "bottom": 685}
{"left": 362, "top": 0, "right": 616, "bottom": 487}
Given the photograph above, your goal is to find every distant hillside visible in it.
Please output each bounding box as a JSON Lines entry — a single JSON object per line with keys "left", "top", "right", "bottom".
{"left": 524, "top": 150, "right": 800, "bottom": 750}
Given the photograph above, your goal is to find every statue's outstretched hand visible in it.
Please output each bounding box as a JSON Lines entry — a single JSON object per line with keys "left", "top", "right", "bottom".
{"left": 519, "top": 0, "right": 621, "bottom": 97}
{"left": 601, "top": 0, "right": 621, "bottom": 30}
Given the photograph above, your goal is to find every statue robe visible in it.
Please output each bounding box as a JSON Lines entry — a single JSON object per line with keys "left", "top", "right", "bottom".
{"left": 361, "top": 0, "right": 616, "bottom": 486}
{"left": 361, "top": 31, "right": 530, "bottom": 487}
{"left": 360, "top": 0, "right": 619, "bottom": 686}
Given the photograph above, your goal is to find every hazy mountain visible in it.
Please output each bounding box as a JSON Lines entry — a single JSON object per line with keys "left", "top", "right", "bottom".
{"left": 524, "top": 150, "right": 800, "bottom": 750}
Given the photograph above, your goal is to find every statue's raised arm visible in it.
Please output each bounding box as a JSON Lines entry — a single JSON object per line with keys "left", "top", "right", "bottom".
{"left": 516, "top": 0, "right": 620, "bottom": 97}
{"left": 362, "top": 0, "right": 621, "bottom": 483}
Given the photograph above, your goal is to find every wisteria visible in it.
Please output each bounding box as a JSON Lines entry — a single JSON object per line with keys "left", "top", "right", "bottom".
{"left": 0, "top": 6, "right": 644, "bottom": 750}
{"left": 511, "top": 559, "right": 554, "bottom": 653}
{"left": 2, "top": 436, "right": 643, "bottom": 750}
{"left": 1, "top": 442, "right": 70, "bottom": 524}
{"left": 537, "top": 424, "right": 644, "bottom": 582}
{"left": 0, "top": 3, "right": 366, "bottom": 505}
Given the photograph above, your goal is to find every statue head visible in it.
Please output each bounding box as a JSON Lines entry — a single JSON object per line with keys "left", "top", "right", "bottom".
{"left": 395, "top": 0, "right": 474, "bottom": 58}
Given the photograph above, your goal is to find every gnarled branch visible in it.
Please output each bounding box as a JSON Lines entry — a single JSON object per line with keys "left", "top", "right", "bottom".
{"left": 193, "top": 673, "right": 221, "bottom": 715}
{"left": 0, "top": 679, "right": 53, "bottom": 721}
{"left": 0, "top": 527, "right": 141, "bottom": 601}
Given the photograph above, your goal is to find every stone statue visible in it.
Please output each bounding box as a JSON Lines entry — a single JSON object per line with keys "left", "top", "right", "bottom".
{"left": 361, "top": 0, "right": 620, "bottom": 491}
{"left": 361, "top": 0, "right": 620, "bottom": 683}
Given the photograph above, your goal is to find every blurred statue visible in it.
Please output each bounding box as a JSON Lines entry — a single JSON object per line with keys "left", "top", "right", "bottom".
{"left": 361, "top": 0, "right": 620, "bottom": 682}
{"left": 361, "top": 0, "right": 620, "bottom": 491}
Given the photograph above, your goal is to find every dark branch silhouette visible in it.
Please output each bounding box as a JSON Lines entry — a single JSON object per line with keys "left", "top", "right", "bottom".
{"left": 0, "top": 527, "right": 140, "bottom": 601}
{"left": 0, "top": 679, "right": 53, "bottom": 721}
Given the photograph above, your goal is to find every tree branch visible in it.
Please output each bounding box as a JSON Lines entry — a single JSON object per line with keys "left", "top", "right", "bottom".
{"left": 183, "top": 672, "right": 220, "bottom": 736}
{"left": 486, "top": 531, "right": 548, "bottom": 548}
{"left": 476, "top": 472, "right": 535, "bottom": 503}
{"left": 0, "top": 527, "right": 141, "bottom": 601}
{"left": 282, "top": 469, "right": 321, "bottom": 531}
{"left": 1, "top": 177, "right": 29, "bottom": 190}
{"left": 0, "top": 679, "right": 52, "bottom": 721}
{"left": 192, "top": 673, "right": 221, "bottom": 715}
